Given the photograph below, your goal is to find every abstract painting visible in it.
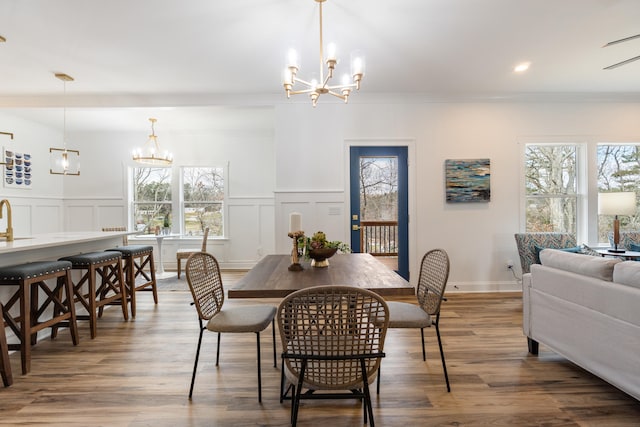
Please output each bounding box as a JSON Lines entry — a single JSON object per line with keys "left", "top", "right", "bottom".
{"left": 445, "top": 158, "right": 490, "bottom": 202}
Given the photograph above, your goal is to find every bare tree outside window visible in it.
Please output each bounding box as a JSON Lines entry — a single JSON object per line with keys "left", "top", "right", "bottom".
{"left": 182, "top": 167, "right": 224, "bottom": 237}
{"left": 359, "top": 157, "right": 398, "bottom": 221}
{"left": 359, "top": 156, "right": 398, "bottom": 255}
{"left": 133, "top": 167, "right": 172, "bottom": 233}
{"left": 597, "top": 144, "right": 640, "bottom": 242}
{"left": 524, "top": 145, "right": 577, "bottom": 233}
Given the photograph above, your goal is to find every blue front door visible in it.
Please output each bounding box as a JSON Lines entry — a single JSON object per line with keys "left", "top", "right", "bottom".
{"left": 349, "top": 146, "right": 409, "bottom": 279}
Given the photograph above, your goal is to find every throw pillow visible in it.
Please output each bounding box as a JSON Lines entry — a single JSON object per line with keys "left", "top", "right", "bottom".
{"left": 581, "top": 244, "right": 601, "bottom": 257}
{"left": 533, "top": 245, "right": 582, "bottom": 265}
{"left": 629, "top": 243, "right": 640, "bottom": 252}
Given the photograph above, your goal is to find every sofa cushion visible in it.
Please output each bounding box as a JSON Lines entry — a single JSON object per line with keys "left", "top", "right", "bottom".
{"left": 539, "top": 249, "right": 620, "bottom": 282}
{"left": 534, "top": 245, "right": 582, "bottom": 264}
{"left": 613, "top": 261, "right": 640, "bottom": 290}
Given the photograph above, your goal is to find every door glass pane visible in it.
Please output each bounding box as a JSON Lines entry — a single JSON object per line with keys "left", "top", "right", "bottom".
{"left": 359, "top": 156, "right": 398, "bottom": 261}
{"left": 359, "top": 157, "right": 398, "bottom": 221}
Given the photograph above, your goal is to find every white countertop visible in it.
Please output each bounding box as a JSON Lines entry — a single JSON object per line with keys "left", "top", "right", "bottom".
{"left": 0, "top": 231, "right": 131, "bottom": 254}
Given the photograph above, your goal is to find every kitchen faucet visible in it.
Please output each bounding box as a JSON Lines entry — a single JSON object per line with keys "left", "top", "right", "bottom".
{"left": 0, "top": 199, "right": 13, "bottom": 242}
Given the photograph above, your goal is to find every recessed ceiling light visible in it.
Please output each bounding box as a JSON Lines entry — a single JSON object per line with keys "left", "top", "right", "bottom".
{"left": 514, "top": 62, "right": 531, "bottom": 73}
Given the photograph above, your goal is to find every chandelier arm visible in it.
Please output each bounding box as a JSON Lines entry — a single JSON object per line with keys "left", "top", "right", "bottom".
{"left": 321, "top": 72, "right": 333, "bottom": 89}
{"left": 325, "top": 82, "right": 358, "bottom": 90}
{"left": 289, "top": 88, "right": 317, "bottom": 95}
{"left": 327, "top": 90, "right": 347, "bottom": 100}
{"left": 293, "top": 77, "right": 315, "bottom": 88}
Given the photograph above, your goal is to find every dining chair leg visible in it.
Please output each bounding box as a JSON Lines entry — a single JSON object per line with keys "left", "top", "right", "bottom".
{"left": 292, "top": 360, "right": 307, "bottom": 427}
{"left": 435, "top": 320, "right": 451, "bottom": 392}
{"left": 421, "top": 328, "right": 426, "bottom": 361}
{"left": 189, "top": 326, "right": 205, "bottom": 398}
{"left": 215, "top": 332, "right": 221, "bottom": 366}
{"left": 361, "top": 359, "right": 374, "bottom": 426}
{"left": 256, "top": 332, "right": 262, "bottom": 403}
{"left": 272, "top": 319, "right": 277, "bottom": 368}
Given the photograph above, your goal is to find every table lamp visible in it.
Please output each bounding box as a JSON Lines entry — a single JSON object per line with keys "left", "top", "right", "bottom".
{"left": 598, "top": 191, "right": 637, "bottom": 253}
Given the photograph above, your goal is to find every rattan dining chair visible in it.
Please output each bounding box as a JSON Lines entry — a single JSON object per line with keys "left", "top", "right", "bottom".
{"left": 185, "top": 251, "right": 276, "bottom": 403}
{"left": 176, "top": 227, "right": 209, "bottom": 279}
{"left": 278, "top": 285, "right": 389, "bottom": 427}
{"left": 377, "top": 248, "right": 451, "bottom": 393}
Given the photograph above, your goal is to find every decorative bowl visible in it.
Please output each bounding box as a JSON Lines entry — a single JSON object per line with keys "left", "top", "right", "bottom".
{"left": 308, "top": 247, "right": 338, "bottom": 267}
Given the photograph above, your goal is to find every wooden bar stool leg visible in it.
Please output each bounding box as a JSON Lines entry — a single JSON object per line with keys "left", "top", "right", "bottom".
{"left": 148, "top": 253, "right": 158, "bottom": 304}
{"left": 20, "top": 281, "right": 31, "bottom": 375}
{"left": 62, "top": 271, "right": 79, "bottom": 346}
{"left": 126, "top": 257, "right": 137, "bottom": 318}
{"left": 0, "top": 303, "right": 13, "bottom": 387}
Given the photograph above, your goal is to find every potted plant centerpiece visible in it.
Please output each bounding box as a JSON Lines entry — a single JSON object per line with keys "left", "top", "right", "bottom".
{"left": 299, "top": 231, "right": 350, "bottom": 267}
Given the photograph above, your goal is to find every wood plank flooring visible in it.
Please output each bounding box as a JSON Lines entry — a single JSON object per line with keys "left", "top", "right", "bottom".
{"left": 1, "top": 273, "right": 639, "bottom": 426}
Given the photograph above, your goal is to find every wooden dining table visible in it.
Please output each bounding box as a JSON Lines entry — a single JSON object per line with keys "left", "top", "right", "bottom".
{"left": 228, "top": 253, "right": 414, "bottom": 299}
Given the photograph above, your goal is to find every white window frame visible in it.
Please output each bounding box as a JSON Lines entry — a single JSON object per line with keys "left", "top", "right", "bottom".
{"left": 179, "top": 165, "right": 228, "bottom": 238}
{"left": 522, "top": 138, "right": 640, "bottom": 246}
{"left": 128, "top": 164, "right": 229, "bottom": 238}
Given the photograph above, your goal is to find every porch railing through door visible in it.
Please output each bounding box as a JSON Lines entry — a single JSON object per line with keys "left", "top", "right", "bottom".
{"left": 360, "top": 220, "right": 398, "bottom": 257}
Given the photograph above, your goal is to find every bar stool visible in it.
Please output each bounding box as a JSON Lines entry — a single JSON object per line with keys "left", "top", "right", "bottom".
{"left": 58, "top": 252, "right": 129, "bottom": 339}
{"left": 0, "top": 261, "right": 79, "bottom": 375}
{"left": 0, "top": 302, "right": 13, "bottom": 386}
{"left": 104, "top": 245, "right": 157, "bottom": 318}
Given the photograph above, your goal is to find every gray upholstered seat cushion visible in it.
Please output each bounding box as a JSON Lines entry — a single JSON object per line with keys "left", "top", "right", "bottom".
{"left": 206, "top": 305, "right": 276, "bottom": 333}
{"left": 386, "top": 301, "right": 431, "bottom": 328}
{"left": 0, "top": 260, "right": 72, "bottom": 281}
{"left": 105, "top": 245, "right": 153, "bottom": 256}
{"left": 59, "top": 251, "right": 121, "bottom": 266}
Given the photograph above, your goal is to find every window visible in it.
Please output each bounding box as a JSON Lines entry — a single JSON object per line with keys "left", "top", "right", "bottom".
{"left": 524, "top": 144, "right": 578, "bottom": 234}
{"left": 131, "top": 166, "right": 226, "bottom": 237}
{"left": 597, "top": 144, "right": 640, "bottom": 242}
{"left": 523, "top": 142, "right": 640, "bottom": 244}
{"left": 132, "top": 167, "right": 172, "bottom": 233}
{"left": 182, "top": 167, "right": 225, "bottom": 237}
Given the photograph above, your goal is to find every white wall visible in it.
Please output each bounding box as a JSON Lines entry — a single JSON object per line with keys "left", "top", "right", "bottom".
{"left": 274, "top": 101, "right": 640, "bottom": 291}
{"left": 2, "top": 100, "right": 640, "bottom": 291}
{"left": 0, "top": 111, "right": 66, "bottom": 236}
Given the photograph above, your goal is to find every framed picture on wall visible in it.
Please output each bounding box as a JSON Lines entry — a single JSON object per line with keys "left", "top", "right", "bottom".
{"left": 4, "top": 147, "right": 32, "bottom": 189}
{"left": 445, "top": 158, "right": 490, "bottom": 202}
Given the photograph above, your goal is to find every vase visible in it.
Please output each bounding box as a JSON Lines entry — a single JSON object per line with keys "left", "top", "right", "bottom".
{"left": 308, "top": 247, "right": 338, "bottom": 267}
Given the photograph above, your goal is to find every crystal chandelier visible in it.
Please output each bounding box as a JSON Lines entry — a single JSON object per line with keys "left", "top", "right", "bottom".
{"left": 132, "top": 118, "right": 173, "bottom": 165}
{"left": 283, "top": 0, "right": 365, "bottom": 107}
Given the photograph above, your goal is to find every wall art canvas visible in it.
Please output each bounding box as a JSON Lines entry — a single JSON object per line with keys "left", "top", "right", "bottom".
{"left": 4, "top": 147, "right": 32, "bottom": 189}
{"left": 445, "top": 158, "right": 490, "bottom": 202}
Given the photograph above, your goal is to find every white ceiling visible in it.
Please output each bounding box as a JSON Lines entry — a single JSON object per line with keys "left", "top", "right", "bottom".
{"left": 1, "top": 0, "right": 640, "bottom": 131}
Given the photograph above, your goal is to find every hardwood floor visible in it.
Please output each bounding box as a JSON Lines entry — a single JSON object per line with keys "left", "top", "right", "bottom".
{"left": 1, "top": 274, "right": 639, "bottom": 426}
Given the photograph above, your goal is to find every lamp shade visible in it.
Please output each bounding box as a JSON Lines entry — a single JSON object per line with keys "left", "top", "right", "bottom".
{"left": 598, "top": 192, "right": 637, "bottom": 216}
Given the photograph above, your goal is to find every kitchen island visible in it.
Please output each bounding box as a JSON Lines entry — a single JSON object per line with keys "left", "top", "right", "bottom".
{"left": 0, "top": 231, "right": 132, "bottom": 268}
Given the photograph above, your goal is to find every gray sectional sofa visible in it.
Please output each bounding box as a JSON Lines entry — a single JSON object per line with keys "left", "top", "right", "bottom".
{"left": 523, "top": 248, "right": 640, "bottom": 401}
